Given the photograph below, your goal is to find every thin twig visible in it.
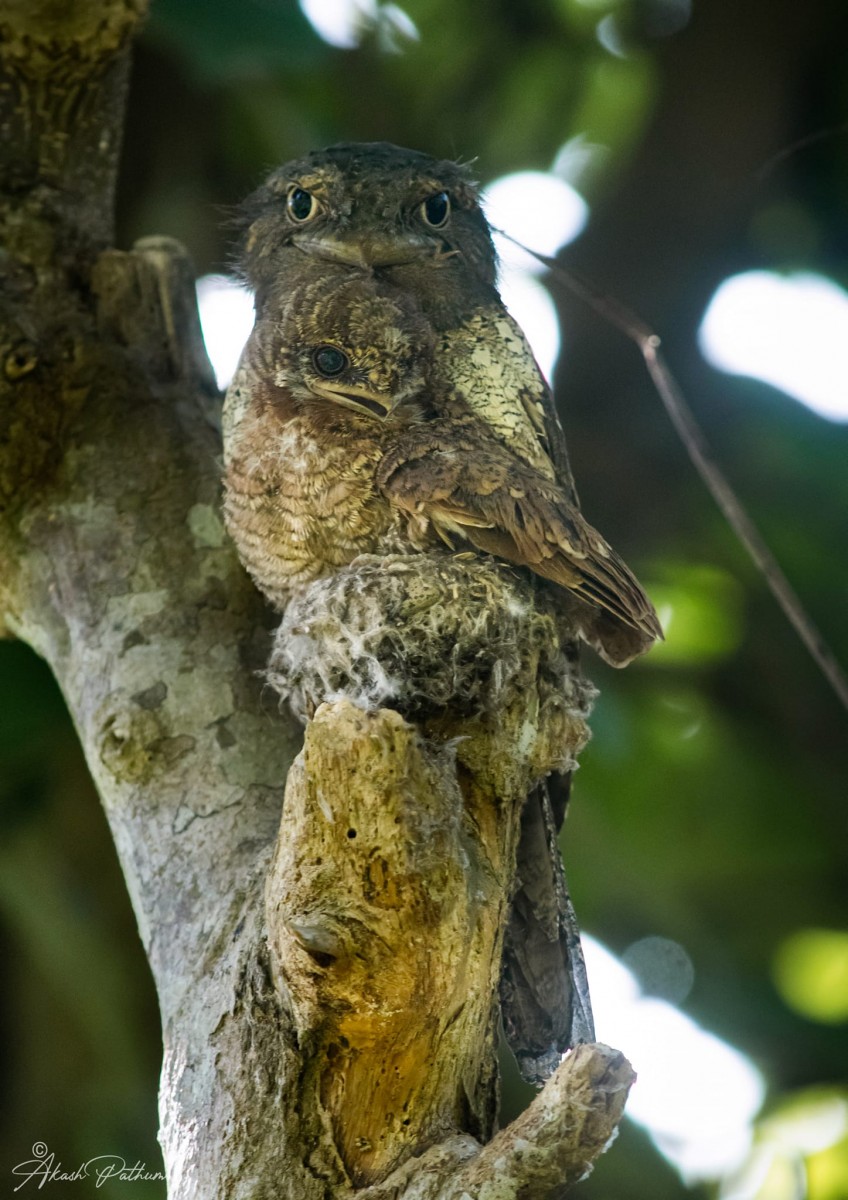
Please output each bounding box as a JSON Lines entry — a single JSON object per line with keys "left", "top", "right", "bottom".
{"left": 755, "top": 122, "right": 848, "bottom": 182}
{"left": 496, "top": 231, "right": 848, "bottom": 714}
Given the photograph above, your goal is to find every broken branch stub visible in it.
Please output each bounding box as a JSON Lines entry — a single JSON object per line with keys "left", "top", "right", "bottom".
{"left": 267, "top": 702, "right": 499, "bottom": 1186}
{"left": 265, "top": 555, "right": 603, "bottom": 1188}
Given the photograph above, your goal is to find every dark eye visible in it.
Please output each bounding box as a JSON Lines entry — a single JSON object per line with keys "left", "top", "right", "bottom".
{"left": 287, "top": 186, "right": 319, "bottom": 222}
{"left": 312, "top": 345, "right": 349, "bottom": 377}
{"left": 420, "top": 191, "right": 450, "bottom": 228}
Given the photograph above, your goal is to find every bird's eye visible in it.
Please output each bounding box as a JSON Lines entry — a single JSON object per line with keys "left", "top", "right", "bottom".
{"left": 420, "top": 191, "right": 451, "bottom": 228}
{"left": 287, "top": 186, "right": 319, "bottom": 223}
{"left": 312, "top": 345, "right": 349, "bottom": 377}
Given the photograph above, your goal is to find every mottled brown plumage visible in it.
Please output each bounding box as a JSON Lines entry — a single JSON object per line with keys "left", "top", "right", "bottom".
{"left": 223, "top": 272, "right": 434, "bottom": 603}
{"left": 224, "top": 269, "right": 660, "bottom": 663}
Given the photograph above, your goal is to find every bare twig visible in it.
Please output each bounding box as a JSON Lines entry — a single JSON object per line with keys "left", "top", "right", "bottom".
{"left": 497, "top": 232, "right": 848, "bottom": 715}
{"left": 755, "top": 123, "right": 848, "bottom": 182}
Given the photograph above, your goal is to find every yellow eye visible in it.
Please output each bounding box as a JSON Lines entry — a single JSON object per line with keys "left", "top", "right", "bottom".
{"left": 287, "top": 186, "right": 320, "bottom": 223}
{"left": 420, "top": 191, "right": 450, "bottom": 228}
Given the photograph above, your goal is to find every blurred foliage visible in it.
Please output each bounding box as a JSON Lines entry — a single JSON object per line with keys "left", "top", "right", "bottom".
{"left": 2, "top": 0, "right": 848, "bottom": 1196}
{"left": 774, "top": 931, "right": 848, "bottom": 1025}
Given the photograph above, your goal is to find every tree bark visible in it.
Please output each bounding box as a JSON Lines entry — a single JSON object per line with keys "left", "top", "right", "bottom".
{"left": 0, "top": 3, "right": 633, "bottom": 1196}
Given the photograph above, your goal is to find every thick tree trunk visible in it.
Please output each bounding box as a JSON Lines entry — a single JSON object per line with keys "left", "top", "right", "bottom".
{"left": 0, "top": 3, "right": 633, "bottom": 1196}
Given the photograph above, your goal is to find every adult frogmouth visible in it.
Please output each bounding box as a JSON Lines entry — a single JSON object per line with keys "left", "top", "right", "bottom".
{"left": 237, "top": 140, "right": 576, "bottom": 496}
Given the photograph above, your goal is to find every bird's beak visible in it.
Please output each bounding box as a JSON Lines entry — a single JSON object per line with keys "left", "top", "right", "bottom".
{"left": 292, "top": 232, "right": 439, "bottom": 268}
{"left": 313, "top": 383, "right": 400, "bottom": 419}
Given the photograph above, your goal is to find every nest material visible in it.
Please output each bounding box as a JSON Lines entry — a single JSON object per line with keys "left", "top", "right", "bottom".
{"left": 267, "top": 553, "right": 593, "bottom": 724}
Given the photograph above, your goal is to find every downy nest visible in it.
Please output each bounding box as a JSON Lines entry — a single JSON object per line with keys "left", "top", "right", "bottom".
{"left": 267, "top": 553, "right": 595, "bottom": 725}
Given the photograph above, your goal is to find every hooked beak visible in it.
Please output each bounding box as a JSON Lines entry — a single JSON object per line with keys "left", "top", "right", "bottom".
{"left": 292, "top": 231, "right": 440, "bottom": 268}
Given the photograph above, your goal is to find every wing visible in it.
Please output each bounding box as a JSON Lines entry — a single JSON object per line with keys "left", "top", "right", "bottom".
{"left": 377, "top": 419, "right": 661, "bottom": 662}
{"left": 436, "top": 305, "right": 578, "bottom": 503}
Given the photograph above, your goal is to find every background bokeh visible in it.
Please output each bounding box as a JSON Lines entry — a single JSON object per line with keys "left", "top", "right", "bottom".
{"left": 2, "top": 1, "right": 847, "bottom": 1197}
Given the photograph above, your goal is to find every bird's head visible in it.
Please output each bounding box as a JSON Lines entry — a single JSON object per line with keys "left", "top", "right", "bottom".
{"left": 273, "top": 272, "right": 434, "bottom": 421}
{"left": 239, "top": 141, "right": 497, "bottom": 296}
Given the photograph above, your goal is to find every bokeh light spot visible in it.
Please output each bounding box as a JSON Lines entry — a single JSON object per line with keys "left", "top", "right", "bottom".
{"left": 808, "top": 1128, "right": 848, "bottom": 1200}
{"left": 300, "top": 0, "right": 371, "bottom": 48}
{"left": 596, "top": 14, "right": 628, "bottom": 58}
{"left": 773, "top": 929, "right": 848, "bottom": 1023}
{"left": 645, "top": 563, "right": 744, "bottom": 666}
{"left": 700, "top": 271, "right": 848, "bottom": 422}
{"left": 552, "top": 134, "right": 609, "bottom": 191}
{"left": 483, "top": 171, "right": 588, "bottom": 274}
{"left": 585, "top": 936, "right": 765, "bottom": 1181}
{"left": 622, "top": 935, "right": 695, "bottom": 1004}
{"left": 196, "top": 275, "right": 255, "bottom": 390}
{"left": 299, "top": 0, "right": 418, "bottom": 51}
{"left": 722, "top": 1090, "right": 848, "bottom": 1200}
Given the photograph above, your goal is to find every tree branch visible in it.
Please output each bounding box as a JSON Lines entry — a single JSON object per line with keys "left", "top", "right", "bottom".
{"left": 0, "top": 4, "right": 634, "bottom": 1195}
{"left": 0, "top": 0, "right": 146, "bottom": 248}
{"left": 353, "top": 1045, "right": 633, "bottom": 1200}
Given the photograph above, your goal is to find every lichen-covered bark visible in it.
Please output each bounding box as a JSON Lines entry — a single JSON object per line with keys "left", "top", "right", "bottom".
{"left": 0, "top": 2, "right": 633, "bottom": 1196}
{"left": 269, "top": 703, "right": 494, "bottom": 1187}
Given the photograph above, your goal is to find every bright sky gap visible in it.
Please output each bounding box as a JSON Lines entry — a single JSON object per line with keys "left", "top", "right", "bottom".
{"left": 298, "top": 0, "right": 419, "bottom": 52}
{"left": 584, "top": 936, "right": 764, "bottom": 1182}
{"left": 700, "top": 270, "right": 848, "bottom": 422}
